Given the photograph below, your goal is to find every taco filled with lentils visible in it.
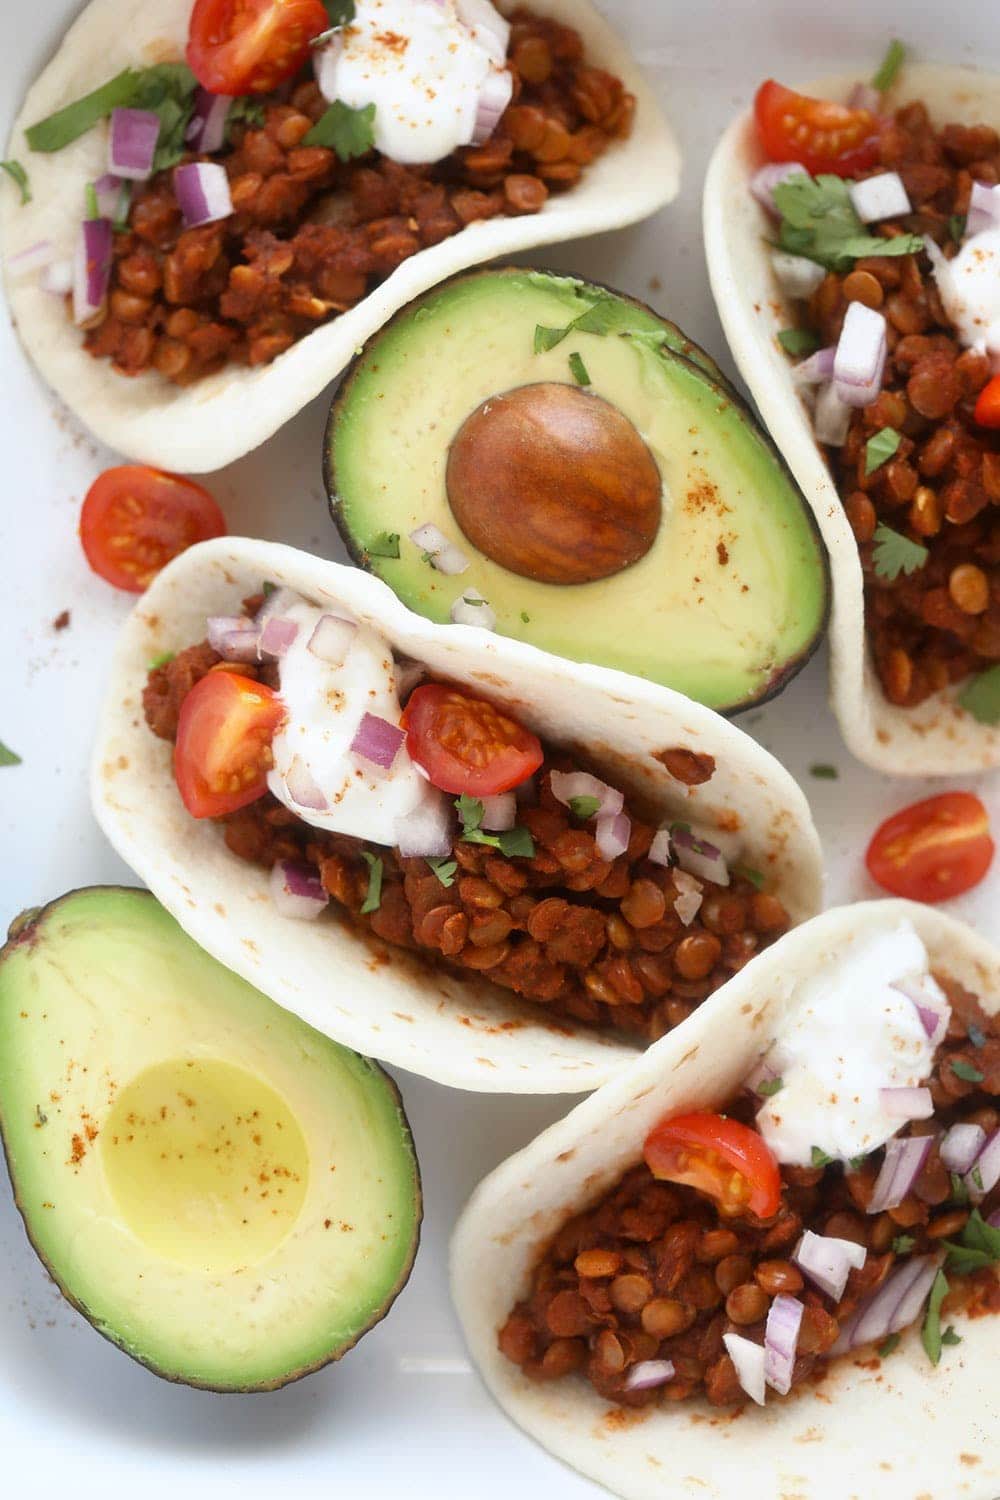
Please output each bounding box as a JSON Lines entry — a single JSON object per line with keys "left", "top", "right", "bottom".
{"left": 91, "top": 536, "right": 822, "bottom": 1094}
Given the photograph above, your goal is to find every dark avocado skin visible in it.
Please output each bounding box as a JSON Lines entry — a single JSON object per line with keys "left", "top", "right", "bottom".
{"left": 323, "top": 265, "right": 830, "bottom": 718}
{"left": 0, "top": 887, "right": 423, "bottom": 1394}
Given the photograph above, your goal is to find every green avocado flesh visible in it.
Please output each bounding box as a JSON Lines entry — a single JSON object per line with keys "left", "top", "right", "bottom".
{"left": 327, "top": 268, "right": 829, "bottom": 712}
{"left": 0, "top": 888, "right": 421, "bottom": 1391}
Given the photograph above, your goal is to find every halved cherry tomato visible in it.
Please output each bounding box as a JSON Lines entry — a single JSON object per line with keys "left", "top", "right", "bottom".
{"left": 187, "top": 0, "right": 329, "bottom": 96}
{"left": 80, "top": 466, "right": 226, "bottom": 593}
{"left": 401, "top": 683, "right": 543, "bottom": 796}
{"left": 174, "top": 670, "right": 286, "bottom": 818}
{"left": 865, "top": 791, "right": 994, "bottom": 903}
{"left": 754, "top": 79, "right": 881, "bottom": 177}
{"left": 644, "top": 1112, "right": 781, "bottom": 1220}
{"left": 974, "top": 375, "right": 1000, "bottom": 429}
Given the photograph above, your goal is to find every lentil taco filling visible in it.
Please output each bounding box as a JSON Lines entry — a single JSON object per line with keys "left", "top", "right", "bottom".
{"left": 141, "top": 585, "right": 790, "bottom": 1042}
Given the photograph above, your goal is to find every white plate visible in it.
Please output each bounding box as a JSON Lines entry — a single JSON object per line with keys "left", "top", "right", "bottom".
{"left": 1, "top": 2, "right": 998, "bottom": 1496}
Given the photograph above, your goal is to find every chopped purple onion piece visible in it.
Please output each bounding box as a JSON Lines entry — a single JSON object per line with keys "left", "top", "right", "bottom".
{"left": 351, "top": 712, "right": 405, "bottom": 770}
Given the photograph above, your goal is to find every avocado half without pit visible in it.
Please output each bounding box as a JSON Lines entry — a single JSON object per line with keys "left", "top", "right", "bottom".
{"left": 0, "top": 889, "right": 421, "bottom": 1391}
{"left": 325, "top": 268, "right": 830, "bottom": 714}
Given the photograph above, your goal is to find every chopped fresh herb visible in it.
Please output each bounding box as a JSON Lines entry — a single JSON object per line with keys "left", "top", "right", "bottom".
{"left": 85, "top": 182, "right": 99, "bottom": 220}
{"left": 148, "top": 651, "right": 176, "bottom": 670}
{"left": 496, "top": 825, "right": 535, "bottom": 859}
{"left": 968, "top": 1023, "right": 987, "bottom": 1049}
{"left": 261, "top": 580, "right": 277, "bottom": 597}
{"left": 35, "top": 1105, "right": 48, "bottom": 1127}
{"left": 773, "top": 171, "right": 924, "bottom": 272}
{"left": 534, "top": 324, "right": 567, "bottom": 354}
{"left": 809, "top": 763, "right": 839, "bottom": 780}
{"left": 112, "top": 181, "right": 132, "bottom": 232}
{"left": 461, "top": 594, "right": 485, "bottom": 607}
{"left": 757, "top": 1077, "right": 784, "bottom": 1097}
{"left": 454, "top": 794, "right": 535, "bottom": 858}
{"left": 27, "top": 63, "right": 201, "bottom": 171}
{"left": 777, "top": 327, "right": 820, "bottom": 356}
{"left": 733, "top": 863, "right": 765, "bottom": 890}
{"left": 810, "top": 1146, "right": 832, "bottom": 1168}
{"left": 304, "top": 101, "right": 376, "bottom": 158}
{"left": 568, "top": 794, "right": 601, "bottom": 820}
{"left": 1, "top": 159, "right": 30, "bottom": 203}
{"left": 949, "top": 1171, "right": 970, "bottom": 1205}
{"left": 0, "top": 741, "right": 22, "bottom": 768}
{"left": 570, "top": 297, "right": 626, "bottom": 336}
{"left": 520, "top": 610, "right": 530, "bottom": 624}
{"left": 324, "top": 0, "right": 356, "bottom": 23}
{"left": 359, "top": 852, "right": 383, "bottom": 914}
{"left": 921, "top": 1269, "right": 949, "bottom": 1366}
{"left": 877, "top": 1332, "right": 901, "bottom": 1358}
{"left": 951, "top": 1058, "right": 985, "bottom": 1084}
{"left": 970, "top": 1165, "right": 984, "bottom": 1192}
{"left": 892, "top": 1234, "right": 916, "bottom": 1255}
{"left": 25, "top": 69, "right": 142, "bottom": 152}
{"left": 426, "top": 857, "right": 457, "bottom": 888}
{"left": 670, "top": 820, "right": 692, "bottom": 835}
{"left": 226, "top": 96, "right": 266, "bottom": 138}
{"left": 958, "top": 665, "right": 1000, "bottom": 725}
{"left": 871, "top": 39, "right": 905, "bottom": 93}
{"left": 941, "top": 1325, "right": 962, "bottom": 1347}
{"left": 864, "top": 426, "right": 902, "bottom": 477}
{"left": 872, "top": 523, "right": 929, "bottom": 581}
{"left": 367, "top": 531, "right": 401, "bottom": 560}
{"left": 456, "top": 793, "right": 485, "bottom": 835}
{"left": 568, "top": 351, "right": 591, "bottom": 385}
{"left": 848, "top": 1154, "right": 867, "bottom": 1171}
{"left": 420, "top": 550, "right": 435, "bottom": 565}
{"left": 948, "top": 213, "right": 967, "bottom": 244}
{"left": 942, "top": 1209, "right": 1000, "bottom": 1275}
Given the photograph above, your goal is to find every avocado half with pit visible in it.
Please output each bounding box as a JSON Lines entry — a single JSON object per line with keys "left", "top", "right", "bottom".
{"left": 325, "top": 268, "right": 830, "bottom": 713}
{"left": 0, "top": 888, "right": 421, "bottom": 1391}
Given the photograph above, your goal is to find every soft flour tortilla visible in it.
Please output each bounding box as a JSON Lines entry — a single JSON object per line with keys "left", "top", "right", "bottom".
{"left": 451, "top": 899, "right": 1000, "bottom": 1499}
{"left": 1, "top": 0, "right": 679, "bottom": 472}
{"left": 90, "top": 535, "right": 823, "bottom": 1094}
{"left": 704, "top": 66, "right": 1000, "bottom": 776}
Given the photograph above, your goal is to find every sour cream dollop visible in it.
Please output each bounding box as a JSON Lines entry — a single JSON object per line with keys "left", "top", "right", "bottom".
{"left": 267, "top": 600, "right": 442, "bottom": 845}
{"left": 315, "top": 0, "right": 513, "bottom": 165}
{"left": 755, "top": 923, "right": 942, "bottom": 1167}
{"left": 927, "top": 226, "right": 1000, "bottom": 367}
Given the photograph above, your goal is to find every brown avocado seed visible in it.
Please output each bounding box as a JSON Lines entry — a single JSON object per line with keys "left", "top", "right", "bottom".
{"left": 445, "top": 382, "right": 662, "bottom": 585}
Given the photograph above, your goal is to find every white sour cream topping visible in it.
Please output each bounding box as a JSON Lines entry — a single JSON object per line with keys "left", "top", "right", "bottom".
{"left": 316, "top": 0, "right": 510, "bottom": 165}
{"left": 267, "top": 600, "right": 440, "bottom": 845}
{"left": 755, "top": 923, "right": 941, "bottom": 1167}
{"left": 928, "top": 228, "right": 1000, "bottom": 366}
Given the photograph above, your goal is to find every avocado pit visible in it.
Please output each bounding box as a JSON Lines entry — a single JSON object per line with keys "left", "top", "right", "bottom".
{"left": 445, "top": 382, "right": 662, "bottom": 585}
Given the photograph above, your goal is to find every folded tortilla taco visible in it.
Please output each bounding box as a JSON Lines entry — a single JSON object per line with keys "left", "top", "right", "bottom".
{"left": 704, "top": 63, "right": 1000, "bottom": 775}
{"left": 90, "top": 535, "right": 823, "bottom": 1094}
{"left": 2, "top": 0, "right": 678, "bottom": 472}
{"left": 451, "top": 899, "right": 1000, "bottom": 1498}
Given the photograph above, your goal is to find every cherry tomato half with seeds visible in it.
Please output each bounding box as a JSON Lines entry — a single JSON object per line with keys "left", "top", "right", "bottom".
{"left": 80, "top": 466, "right": 227, "bottom": 593}
{"left": 174, "top": 669, "right": 286, "bottom": 818}
{"left": 644, "top": 1112, "right": 782, "bottom": 1220}
{"left": 187, "top": 0, "right": 330, "bottom": 96}
{"left": 401, "top": 683, "right": 544, "bottom": 796}
{"left": 754, "top": 79, "right": 881, "bottom": 176}
{"left": 865, "top": 791, "right": 994, "bottom": 903}
{"left": 973, "top": 374, "right": 1000, "bottom": 429}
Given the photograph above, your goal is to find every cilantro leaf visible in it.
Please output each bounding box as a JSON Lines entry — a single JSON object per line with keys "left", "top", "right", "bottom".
{"left": 568, "top": 794, "right": 601, "bottom": 820}
{"left": 733, "top": 863, "right": 765, "bottom": 890}
{"left": 777, "top": 327, "right": 820, "bottom": 356}
{"left": 809, "top": 763, "right": 839, "bottom": 780}
{"left": 865, "top": 426, "right": 902, "bottom": 477}
{"left": 1, "top": 159, "right": 30, "bottom": 204}
{"left": 324, "top": 0, "right": 356, "bottom": 22}
{"left": 426, "top": 857, "right": 457, "bottom": 888}
{"left": 0, "top": 740, "right": 22, "bottom": 767}
{"left": 948, "top": 213, "right": 966, "bottom": 244}
{"left": 848, "top": 1154, "right": 867, "bottom": 1171}
{"left": 226, "top": 97, "right": 266, "bottom": 141}
{"left": 949, "top": 1172, "right": 970, "bottom": 1205}
{"left": 942, "top": 1209, "right": 1000, "bottom": 1275}
{"left": 85, "top": 182, "right": 99, "bottom": 220}
{"left": 872, "top": 39, "right": 905, "bottom": 93}
{"left": 454, "top": 794, "right": 535, "bottom": 858}
{"left": 970, "top": 1165, "right": 984, "bottom": 1192}
{"left": 950, "top": 1059, "right": 984, "bottom": 1083}
{"left": 455, "top": 793, "right": 484, "bottom": 835}
{"left": 497, "top": 826, "right": 535, "bottom": 858}
{"left": 892, "top": 1234, "right": 916, "bottom": 1255}
{"left": 570, "top": 298, "right": 627, "bottom": 336}
{"left": 921, "top": 1269, "right": 949, "bottom": 1366}
{"left": 148, "top": 651, "right": 176, "bottom": 670}
{"left": 941, "top": 1325, "right": 962, "bottom": 1347}
{"left": 959, "top": 665, "right": 1000, "bottom": 725}
{"left": 534, "top": 324, "right": 567, "bottom": 354}
{"left": 811, "top": 1146, "right": 833, "bottom": 1168}
{"left": 773, "top": 171, "right": 923, "bottom": 271}
{"left": 568, "top": 351, "right": 591, "bottom": 385}
{"left": 519, "top": 610, "right": 530, "bottom": 624}
{"left": 359, "top": 852, "right": 383, "bottom": 915}
{"left": 366, "top": 531, "right": 400, "bottom": 560}
{"left": 757, "top": 1077, "right": 784, "bottom": 1097}
{"left": 877, "top": 1332, "right": 901, "bottom": 1358}
{"left": 261, "top": 580, "right": 278, "bottom": 597}
{"left": 304, "top": 101, "right": 376, "bottom": 158}
{"left": 872, "top": 523, "right": 928, "bottom": 581}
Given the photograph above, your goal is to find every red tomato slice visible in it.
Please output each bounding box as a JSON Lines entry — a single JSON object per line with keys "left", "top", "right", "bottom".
{"left": 401, "top": 683, "right": 543, "bottom": 796}
{"left": 754, "top": 79, "right": 881, "bottom": 176}
{"left": 865, "top": 791, "right": 994, "bottom": 903}
{"left": 187, "top": 0, "right": 330, "bottom": 96}
{"left": 644, "top": 1112, "right": 782, "bottom": 1220}
{"left": 80, "top": 466, "right": 226, "bottom": 593}
{"left": 174, "top": 670, "right": 286, "bottom": 818}
{"left": 974, "top": 374, "right": 1000, "bottom": 429}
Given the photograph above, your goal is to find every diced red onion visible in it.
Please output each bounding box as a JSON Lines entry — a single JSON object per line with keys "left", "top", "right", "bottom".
{"left": 395, "top": 793, "right": 454, "bottom": 858}
{"left": 892, "top": 976, "right": 951, "bottom": 1048}
{"left": 848, "top": 171, "right": 911, "bottom": 224}
{"left": 256, "top": 586, "right": 304, "bottom": 623}
{"left": 770, "top": 250, "right": 826, "bottom": 300}
{"left": 750, "top": 160, "right": 808, "bottom": 215}
{"left": 940, "top": 1122, "right": 987, "bottom": 1174}
{"left": 207, "top": 614, "right": 260, "bottom": 662}
{"left": 964, "top": 180, "right": 1000, "bottom": 240}
{"left": 186, "top": 88, "right": 232, "bottom": 154}
{"left": 848, "top": 81, "right": 882, "bottom": 113}
{"left": 285, "top": 755, "right": 327, "bottom": 812}
{"left": 269, "top": 859, "right": 328, "bottom": 921}
{"left": 472, "top": 68, "right": 514, "bottom": 145}
{"left": 967, "top": 1129, "right": 1000, "bottom": 1200}
{"left": 173, "top": 161, "right": 233, "bottom": 228}
{"left": 794, "top": 1230, "right": 867, "bottom": 1303}
{"left": 596, "top": 812, "right": 631, "bottom": 861}
{"left": 451, "top": 589, "right": 497, "bottom": 629}
{"left": 763, "top": 1294, "right": 803, "bottom": 1396}
{"left": 409, "top": 522, "right": 469, "bottom": 576}
{"left": 351, "top": 712, "right": 405, "bottom": 770}
{"left": 304, "top": 613, "right": 354, "bottom": 666}
{"left": 456, "top": 0, "right": 510, "bottom": 65}
{"left": 833, "top": 301, "right": 887, "bottom": 407}
{"left": 480, "top": 792, "right": 516, "bottom": 831}
{"left": 833, "top": 1254, "right": 941, "bottom": 1353}
{"left": 791, "top": 345, "right": 837, "bottom": 386}
{"left": 812, "top": 381, "right": 853, "bottom": 445}
{"left": 72, "top": 217, "right": 112, "bottom": 326}
{"left": 258, "top": 616, "right": 299, "bottom": 659}
{"left": 878, "top": 1086, "right": 934, "bottom": 1120}
{"left": 671, "top": 825, "right": 729, "bottom": 887}
{"left": 549, "top": 770, "right": 623, "bottom": 819}
{"left": 108, "top": 108, "right": 161, "bottom": 180}
{"left": 722, "top": 1333, "right": 765, "bottom": 1406}
{"left": 6, "top": 239, "right": 55, "bottom": 278}
{"left": 867, "top": 1134, "right": 934, "bottom": 1215}
{"left": 92, "top": 172, "right": 130, "bottom": 222}
{"left": 623, "top": 1359, "right": 674, "bottom": 1392}
{"left": 672, "top": 868, "right": 703, "bottom": 926}
{"left": 647, "top": 827, "right": 672, "bottom": 867}
{"left": 40, "top": 258, "right": 73, "bottom": 295}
